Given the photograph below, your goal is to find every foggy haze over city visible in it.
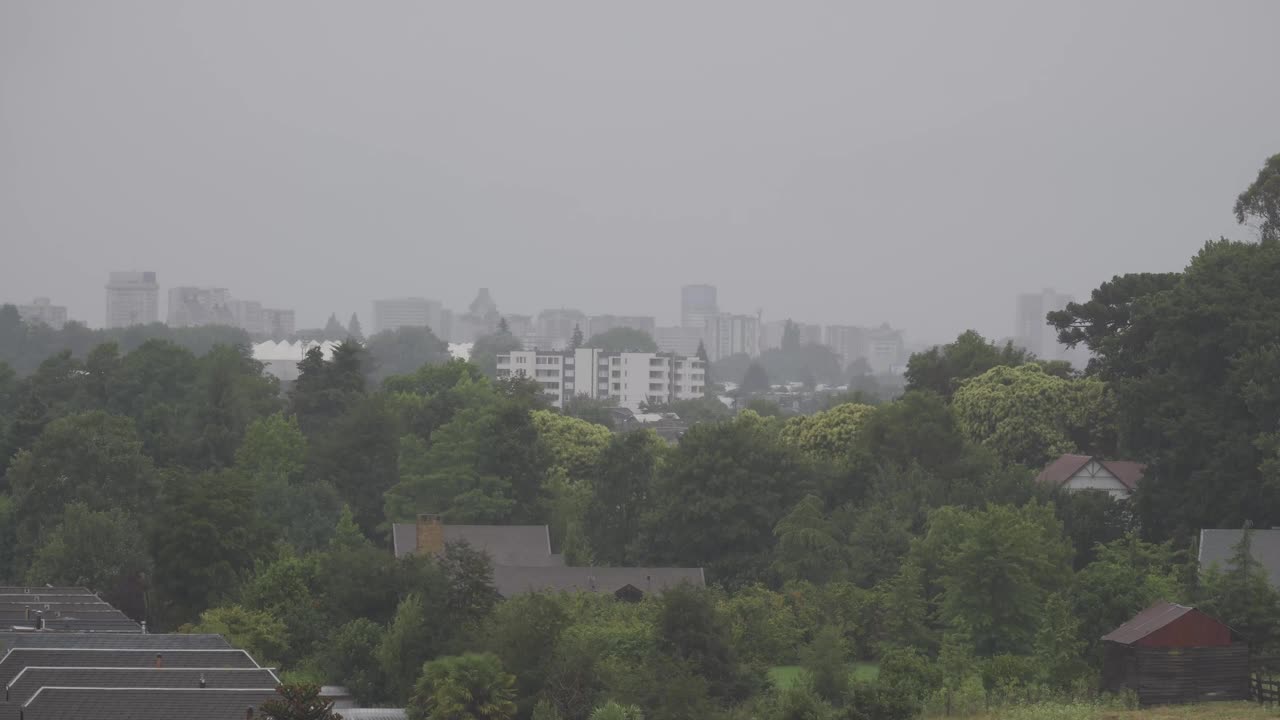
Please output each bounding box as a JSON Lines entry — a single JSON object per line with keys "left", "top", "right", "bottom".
{"left": 3, "top": 1, "right": 1279, "bottom": 342}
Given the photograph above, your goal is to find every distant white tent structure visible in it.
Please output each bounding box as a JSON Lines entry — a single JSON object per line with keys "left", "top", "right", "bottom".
{"left": 252, "top": 339, "right": 342, "bottom": 382}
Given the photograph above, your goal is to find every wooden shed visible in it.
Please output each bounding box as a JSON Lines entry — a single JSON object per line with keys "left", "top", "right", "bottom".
{"left": 1101, "top": 601, "right": 1249, "bottom": 705}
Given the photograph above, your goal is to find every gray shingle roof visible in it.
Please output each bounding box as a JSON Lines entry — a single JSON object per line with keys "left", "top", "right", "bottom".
{"left": 392, "top": 523, "right": 559, "bottom": 566}
{"left": 0, "top": 632, "right": 231, "bottom": 656}
{"left": 0, "top": 589, "right": 93, "bottom": 596}
{"left": 1199, "top": 529, "right": 1280, "bottom": 590}
{"left": 491, "top": 565, "right": 705, "bottom": 597}
{"left": 0, "top": 649, "right": 257, "bottom": 688}
{"left": 341, "top": 710, "right": 408, "bottom": 719}
{"left": 6, "top": 667, "right": 280, "bottom": 704}
{"left": 22, "top": 687, "right": 279, "bottom": 720}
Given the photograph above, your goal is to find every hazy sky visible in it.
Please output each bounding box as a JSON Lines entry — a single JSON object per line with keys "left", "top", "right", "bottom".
{"left": 3, "top": 1, "right": 1278, "bottom": 342}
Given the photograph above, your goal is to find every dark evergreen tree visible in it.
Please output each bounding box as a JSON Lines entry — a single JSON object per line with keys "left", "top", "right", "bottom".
{"left": 347, "top": 313, "right": 365, "bottom": 342}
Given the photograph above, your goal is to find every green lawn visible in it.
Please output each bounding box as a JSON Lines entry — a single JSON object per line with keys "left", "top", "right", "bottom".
{"left": 768, "top": 663, "right": 879, "bottom": 688}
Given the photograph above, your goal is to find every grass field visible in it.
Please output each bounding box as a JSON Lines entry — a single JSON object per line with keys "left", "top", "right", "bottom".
{"left": 768, "top": 663, "right": 879, "bottom": 687}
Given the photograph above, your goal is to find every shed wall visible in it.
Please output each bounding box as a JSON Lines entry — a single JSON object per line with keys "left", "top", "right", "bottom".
{"left": 1120, "top": 644, "right": 1251, "bottom": 706}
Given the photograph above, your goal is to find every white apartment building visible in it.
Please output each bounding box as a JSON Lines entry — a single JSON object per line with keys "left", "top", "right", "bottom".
{"left": 497, "top": 348, "right": 706, "bottom": 410}
{"left": 16, "top": 298, "right": 68, "bottom": 328}
{"left": 373, "top": 297, "right": 443, "bottom": 335}
{"left": 227, "top": 299, "right": 264, "bottom": 335}
{"left": 105, "top": 271, "right": 159, "bottom": 328}
{"left": 261, "top": 308, "right": 296, "bottom": 338}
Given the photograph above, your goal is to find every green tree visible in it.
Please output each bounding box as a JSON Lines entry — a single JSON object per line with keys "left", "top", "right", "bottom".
{"left": 585, "top": 430, "right": 664, "bottom": 564}
{"left": 348, "top": 313, "right": 365, "bottom": 341}
{"left": 188, "top": 344, "right": 280, "bottom": 469}
{"left": 1032, "top": 593, "right": 1084, "bottom": 689}
{"left": 260, "top": 683, "right": 344, "bottom": 720}
{"left": 381, "top": 594, "right": 440, "bottom": 703}
{"left": 26, "top": 502, "right": 149, "bottom": 596}
{"left": 585, "top": 328, "right": 658, "bottom": 353}
{"left": 324, "top": 313, "right": 346, "bottom": 338}
{"left": 914, "top": 503, "right": 1072, "bottom": 656}
{"left": 151, "top": 469, "right": 267, "bottom": 627}
{"left": 570, "top": 324, "right": 584, "bottom": 350}
{"left": 950, "top": 364, "right": 1112, "bottom": 468}
{"left": 319, "top": 618, "right": 387, "bottom": 705}
{"left": 779, "top": 403, "right": 875, "bottom": 462}
{"left": 186, "top": 604, "right": 290, "bottom": 667}
{"left": 533, "top": 410, "right": 612, "bottom": 485}
{"left": 1071, "top": 534, "right": 1181, "bottom": 656}
{"left": 740, "top": 362, "right": 771, "bottom": 395}
{"left": 1049, "top": 239, "right": 1280, "bottom": 536}
{"left": 801, "top": 625, "right": 850, "bottom": 704}
{"left": 772, "top": 495, "right": 844, "bottom": 584}
{"left": 311, "top": 394, "right": 401, "bottom": 535}
{"left": 904, "top": 330, "right": 1033, "bottom": 399}
{"left": 1199, "top": 527, "right": 1280, "bottom": 653}
{"left": 638, "top": 414, "right": 808, "bottom": 585}
{"left": 407, "top": 653, "right": 518, "bottom": 720}
{"left": 589, "top": 702, "right": 643, "bottom": 720}
{"left": 483, "top": 593, "right": 570, "bottom": 717}
{"left": 6, "top": 411, "right": 158, "bottom": 557}
{"left": 653, "top": 583, "right": 750, "bottom": 703}
{"left": 365, "top": 327, "right": 451, "bottom": 385}
{"left": 1235, "top": 152, "right": 1280, "bottom": 243}
{"left": 562, "top": 395, "right": 619, "bottom": 429}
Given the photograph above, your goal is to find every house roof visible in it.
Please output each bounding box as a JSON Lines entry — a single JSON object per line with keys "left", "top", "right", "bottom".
{"left": 21, "top": 687, "right": 279, "bottom": 720}
{"left": 1199, "top": 529, "right": 1280, "bottom": 589}
{"left": 391, "top": 523, "right": 558, "bottom": 566}
{"left": 341, "top": 710, "right": 408, "bottom": 720}
{"left": 1035, "top": 453, "right": 1146, "bottom": 491}
{"left": 6, "top": 667, "right": 280, "bottom": 705}
{"left": 0, "top": 589, "right": 93, "bottom": 596}
{"left": 1102, "top": 601, "right": 1196, "bottom": 644}
{"left": 0, "top": 649, "right": 258, "bottom": 688}
{"left": 491, "top": 565, "right": 705, "bottom": 597}
{"left": 0, "top": 634, "right": 230, "bottom": 654}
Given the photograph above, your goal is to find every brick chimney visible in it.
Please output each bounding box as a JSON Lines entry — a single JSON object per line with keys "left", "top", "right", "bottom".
{"left": 155, "top": 653, "right": 163, "bottom": 668}
{"left": 416, "top": 514, "right": 445, "bottom": 556}
{"left": 245, "top": 706, "right": 255, "bottom": 720}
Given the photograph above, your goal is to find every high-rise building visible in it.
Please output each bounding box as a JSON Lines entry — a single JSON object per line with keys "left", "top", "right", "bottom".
{"left": 762, "top": 319, "right": 823, "bottom": 350}
{"left": 681, "top": 284, "right": 718, "bottom": 329}
{"left": 372, "top": 297, "right": 443, "bottom": 335}
{"left": 1015, "top": 288, "right": 1074, "bottom": 359}
{"left": 227, "top": 299, "right": 264, "bottom": 335}
{"left": 655, "top": 326, "right": 705, "bottom": 357}
{"left": 167, "top": 286, "right": 233, "bottom": 327}
{"left": 536, "top": 308, "right": 586, "bottom": 347}
{"left": 16, "top": 298, "right": 68, "bottom": 328}
{"left": 105, "top": 271, "right": 159, "bottom": 328}
{"left": 824, "top": 325, "right": 867, "bottom": 365}
{"left": 865, "top": 324, "right": 905, "bottom": 374}
{"left": 261, "top": 308, "right": 296, "bottom": 338}
{"left": 702, "top": 313, "right": 760, "bottom": 361}
{"left": 497, "top": 348, "right": 705, "bottom": 410}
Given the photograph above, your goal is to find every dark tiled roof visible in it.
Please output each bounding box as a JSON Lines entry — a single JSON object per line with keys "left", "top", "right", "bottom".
{"left": 0, "top": 589, "right": 93, "bottom": 596}
{"left": 6, "top": 667, "right": 280, "bottom": 704}
{"left": 0, "top": 649, "right": 257, "bottom": 688}
{"left": 0, "top": 633, "right": 230, "bottom": 656}
{"left": 492, "top": 565, "right": 705, "bottom": 597}
{"left": 1102, "top": 601, "right": 1194, "bottom": 644}
{"left": 6, "top": 617, "right": 143, "bottom": 633}
{"left": 22, "top": 687, "right": 278, "bottom": 720}
{"left": 1199, "top": 529, "right": 1280, "bottom": 590}
{"left": 391, "top": 523, "right": 559, "bottom": 566}
{"left": 1035, "top": 453, "right": 1145, "bottom": 491}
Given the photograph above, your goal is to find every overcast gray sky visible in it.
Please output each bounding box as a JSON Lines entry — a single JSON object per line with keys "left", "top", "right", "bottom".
{"left": 3, "top": 1, "right": 1278, "bottom": 342}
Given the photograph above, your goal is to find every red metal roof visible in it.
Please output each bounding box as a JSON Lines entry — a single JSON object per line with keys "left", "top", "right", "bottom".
{"left": 1102, "top": 601, "right": 1193, "bottom": 644}
{"left": 1036, "top": 453, "right": 1146, "bottom": 491}
{"left": 1102, "top": 601, "right": 1238, "bottom": 647}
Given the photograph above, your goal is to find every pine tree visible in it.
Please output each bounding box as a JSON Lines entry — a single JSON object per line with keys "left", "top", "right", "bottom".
{"left": 323, "top": 313, "right": 345, "bottom": 339}
{"left": 347, "top": 313, "right": 364, "bottom": 342}
{"left": 570, "top": 324, "right": 584, "bottom": 350}
{"left": 498, "top": 317, "right": 511, "bottom": 335}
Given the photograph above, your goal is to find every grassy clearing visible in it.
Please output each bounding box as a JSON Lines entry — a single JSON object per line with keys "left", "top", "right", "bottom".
{"left": 768, "top": 663, "right": 879, "bottom": 688}
{"left": 954, "top": 702, "right": 1273, "bottom": 720}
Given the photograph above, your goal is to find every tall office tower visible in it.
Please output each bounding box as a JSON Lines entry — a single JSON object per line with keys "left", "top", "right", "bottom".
{"left": 1014, "top": 288, "right": 1074, "bottom": 358}
{"left": 105, "top": 271, "right": 159, "bottom": 328}
{"left": 167, "top": 286, "right": 233, "bottom": 327}
{"left": 680, "top": 284, "right": 718, "bottom": 329}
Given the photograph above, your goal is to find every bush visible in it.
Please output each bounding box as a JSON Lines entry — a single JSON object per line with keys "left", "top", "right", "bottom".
{"left": 840, "top": 680, "right": 918, "bottom": 720}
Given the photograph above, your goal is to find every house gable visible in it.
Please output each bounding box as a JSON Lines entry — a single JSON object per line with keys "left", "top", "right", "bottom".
{"left": 1064, "top": 460, "right": 1132, "bottom": 497}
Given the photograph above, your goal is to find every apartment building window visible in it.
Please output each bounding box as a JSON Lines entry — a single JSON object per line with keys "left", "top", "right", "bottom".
{"left": 649, "top": 371, "right": 663, "bottom": 379}
{"left": 536, "top": 369, "right": 558, "bottom": 378}
{"left": 540, "top": 381, "right": 560, "bottom": 390}
{"left": 497, "top": 355, "right": 511, "bottom": 364}
{"left": 650, "top": 358, "right": 665, "bottom": 366}
{"left": 516, "top": 356, "right": 528, "bottom": 364}
{"left": 612, "top": 383, "right": 621, "bottom": 391}
{"left": 612, "top": 371, "right": 621, "bottom": 378}
{"left": 649, "top": 383, "right": 664, "bottom": 391}
{"left": 496, "top": 369, "right": 511, "bottom": 378}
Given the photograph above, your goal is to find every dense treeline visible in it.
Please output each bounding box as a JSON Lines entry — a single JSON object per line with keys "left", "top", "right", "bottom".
{"left": 1, "top": 157, "right": 1278, "bottom": 719}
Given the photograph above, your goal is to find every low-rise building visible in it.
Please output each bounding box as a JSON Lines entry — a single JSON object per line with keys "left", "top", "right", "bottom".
{"left": 654, "top": 325, "right": 704, "bottom": 356}
{"left": 16, "top": 298, "right": 68, "bottom": 328}
{"left": 497, "top": 348, "right": 705, "bottom": 410}
{"left": 372, "top": 297, "right": 443, "bottom": 335}
{"left": 1036, "top": 453, "right": 1145, "bottom": 499}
